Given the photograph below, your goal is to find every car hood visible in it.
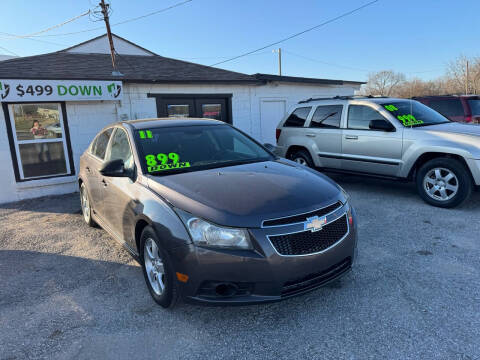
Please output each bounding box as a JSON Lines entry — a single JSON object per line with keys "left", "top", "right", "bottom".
{"left": 146, "top": 160, "right": 343, "bottom": 228}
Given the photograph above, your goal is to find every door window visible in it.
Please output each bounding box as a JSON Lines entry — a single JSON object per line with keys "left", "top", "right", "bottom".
{"left": 106, "top": 128, "right": 134, "bottom": 170}
{"left": 310, "top": 105, "right": 342, "bottom": 128}
{"left": 347, "top": 105, "right": 385, "bottom": 130}
{"left": 167, "top": 104, "right": 190, "bottom": 118}
{"left": 284, "top": 107, "right": 311, "bottom": 127}
{"left": 201, "top": 104, "right": 222, "bottom": 120}
{"left": 8, "top": 103, "right": 72, "bottom": 180}
{"left": 91, "top": 128, "right": 113, "bottom": 160}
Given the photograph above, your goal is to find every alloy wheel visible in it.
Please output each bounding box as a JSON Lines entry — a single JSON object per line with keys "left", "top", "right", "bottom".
{"left": 423, "top": 167, "right": 459, "bottom": 202}
{"left": 144, "top": 238, "right": 166, "bottom": 296}
{"left": 80, "top": 185, "right": 90, "bottom": 223}
{"left": 294, "top": 157, "right": 307, "bottom": 166}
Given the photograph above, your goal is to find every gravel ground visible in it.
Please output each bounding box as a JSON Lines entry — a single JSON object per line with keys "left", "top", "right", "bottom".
{"left": 1, "top": 175, "right": 479, "bottom": 360}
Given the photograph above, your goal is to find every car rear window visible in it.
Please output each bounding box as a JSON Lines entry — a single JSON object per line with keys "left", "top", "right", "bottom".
{"left": 428, "top": 99, "right": 464, "bottom": 118}
{"left": 310, "top": 105, "right": 342, "bottom": 128}
{"left": 283, "top": 107, "right": 311, "bottom": 127}
{"left": 92, "top": 128, "right": 113, "bottom": 160}
{"left": 468, "top": 99, "right": 480, "bottom": 115}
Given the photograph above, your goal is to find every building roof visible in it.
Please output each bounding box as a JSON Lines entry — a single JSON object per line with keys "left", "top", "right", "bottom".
{"left": 0, "top": 34, "right": 363, "bottom": 86}
{"left": 254, "top": 73, "right": 364, "bottom": 86}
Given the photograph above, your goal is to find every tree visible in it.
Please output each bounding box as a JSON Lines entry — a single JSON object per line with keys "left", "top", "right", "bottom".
{"left": 360, "top": 70, "right": 406, "bottom": 96}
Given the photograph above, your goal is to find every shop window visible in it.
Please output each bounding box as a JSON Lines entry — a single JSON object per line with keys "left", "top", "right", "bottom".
{"left": 6, "top": 103, "right": 74, "bottom": 181}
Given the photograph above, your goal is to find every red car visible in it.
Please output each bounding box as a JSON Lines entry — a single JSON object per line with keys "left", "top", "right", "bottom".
{"left": 413, "top": 95, "right": 480, "bottom": 123}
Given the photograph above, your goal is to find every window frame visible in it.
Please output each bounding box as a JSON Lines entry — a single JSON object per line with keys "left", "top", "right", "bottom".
{"left": 90, "top": 127, "right": 114, "bottom": 162}
{"left": 2, "top": 101, "right": 75, "bottom": 182}
{"left": 346, "top": 104, "right": 392, "bottom": 131}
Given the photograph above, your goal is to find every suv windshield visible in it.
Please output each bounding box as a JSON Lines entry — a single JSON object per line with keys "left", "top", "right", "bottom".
{"left": 135, "top": 124, "right": 274, "bottom": 175}
{"left": 380, "top": 100, "right": 450, "bottom": 127}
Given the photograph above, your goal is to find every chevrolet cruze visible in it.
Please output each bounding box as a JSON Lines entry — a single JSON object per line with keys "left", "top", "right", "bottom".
{"left": 79, "top": 118, "right": 357, "bottom": 307}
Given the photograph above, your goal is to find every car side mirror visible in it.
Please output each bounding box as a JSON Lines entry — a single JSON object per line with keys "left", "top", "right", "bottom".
{"left": 369, "top": 119, "right": 395, "bottom": 132}
{"left": 100, "top": 159, "right": 130, "bottom": 177}
{"left": 263, "top": 143, "right": 278, "bottom": 152}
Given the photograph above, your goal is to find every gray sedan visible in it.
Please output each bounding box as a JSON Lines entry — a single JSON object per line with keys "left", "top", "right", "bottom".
{"left": 79, "top": 118, "right": 357, "bottom": 307}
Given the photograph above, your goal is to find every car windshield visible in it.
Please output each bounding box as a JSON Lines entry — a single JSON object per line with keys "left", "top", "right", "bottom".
{"left": 468, "top": 99, "right": 480, "bottom": 115}
{"left": 380, "top": 100, "right": 450, "bottom": 127}
{"left": 135, "top": 124, "right": 274, "bottom": 175}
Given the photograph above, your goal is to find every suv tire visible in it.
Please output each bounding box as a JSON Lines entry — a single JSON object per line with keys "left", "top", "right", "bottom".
{"left": 416, "top": 158, "right": 472, "bottom": 208}
{"left": 290, "top": 149, "right": 314, "bottom": 168}
{"left": 140, "top": 226, "right": 179, "bottom": 308}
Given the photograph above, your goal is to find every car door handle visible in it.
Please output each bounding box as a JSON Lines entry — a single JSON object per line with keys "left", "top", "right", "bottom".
{"left": 345, "top": 135, "right": 358, "bottom": 140}
{"left": 306, "top": 133, "right": 316, "bottom": 137}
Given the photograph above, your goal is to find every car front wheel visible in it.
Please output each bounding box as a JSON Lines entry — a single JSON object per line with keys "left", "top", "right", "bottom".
{"left": 416, "top": 158, "right": 472, "bottom": 208}
{"left": 140, "top": 226, "right": 178, "bottom": 308}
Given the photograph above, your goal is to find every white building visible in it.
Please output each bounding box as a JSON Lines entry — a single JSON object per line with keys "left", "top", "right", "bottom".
{"left": 0, "top": 34, "right": 363, "bottom": 204}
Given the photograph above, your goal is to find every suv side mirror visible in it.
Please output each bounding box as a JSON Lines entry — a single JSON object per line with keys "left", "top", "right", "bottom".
{"left": 369, "top": 119, "right": 395, "bottom": 132}
{"left": 100, "top": 159, "right": 130, "bottom": 177}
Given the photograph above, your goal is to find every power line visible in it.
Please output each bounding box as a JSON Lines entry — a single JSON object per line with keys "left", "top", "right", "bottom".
{"left": 283, "top": 49, "right": 373, "bottom": 72}
{"left": 0, "top": 34, "right": 68, "bottom": 47}
{"left": 209, "top": 0, "right": 380, "bottom": 67}
{"left": 0, "top": 10, "right": 90, "bottom": 39}
{"left": 24, "top": 0, "right": 194, "bottom": 38}
{"left": 0, "top": 45, "right": 19, "bottom": 57}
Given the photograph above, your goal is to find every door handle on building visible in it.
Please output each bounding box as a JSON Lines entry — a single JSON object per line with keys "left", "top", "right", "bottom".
{"left": 85, "top": 166, "right": 91, "bottom": 173}
{"left": 102, "top": 179, "right": 108, "bottom": 187}
{"left": 345, "top": 135, "right": 358, "bottom": 140}
{"left": 306, "top": 133, "right": 316, "bottom": 137}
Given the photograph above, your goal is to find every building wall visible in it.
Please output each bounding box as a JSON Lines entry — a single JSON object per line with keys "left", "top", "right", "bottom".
{"left": 0, "top": 81, "right": 357, "bottom": 203}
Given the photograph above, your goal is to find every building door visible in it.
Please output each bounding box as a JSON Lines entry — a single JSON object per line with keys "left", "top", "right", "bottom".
{"left": 150, "top": 94, "right": 232, "bottom": 123}
{"left": 260, "top": 100, "right": 286, "bottom": 144}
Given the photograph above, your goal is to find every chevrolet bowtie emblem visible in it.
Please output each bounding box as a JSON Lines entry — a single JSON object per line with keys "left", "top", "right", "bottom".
{"left": 304, "top": 216, "right": 327, "bottom": 232}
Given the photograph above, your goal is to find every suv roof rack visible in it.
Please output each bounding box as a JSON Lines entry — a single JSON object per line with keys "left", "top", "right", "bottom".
{"left": 298, "top": 95, "right": 388, "bottom": 104}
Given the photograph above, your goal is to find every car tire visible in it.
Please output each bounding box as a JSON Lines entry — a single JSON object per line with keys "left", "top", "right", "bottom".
{"left": 290, "top": 149, "right": 314, "bottom": 168}
{"left": 416, "top": 158, "right": 472, "bottom": 208}
{"left": 80, "top": 182, "right": 96, "bottom": 227}
{"left": 140, "top": 226, "right": 179, "bottom": 308}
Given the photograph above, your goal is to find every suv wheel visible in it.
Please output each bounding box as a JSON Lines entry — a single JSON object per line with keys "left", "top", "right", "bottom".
{"left": 290, "top": 149, "right": 314, "bottom": 168}
{"left": 416, "top": 158, "right": 472, "bottom": 208}
{"left": 140, "top": 226, "right": 179, "bottom": 308}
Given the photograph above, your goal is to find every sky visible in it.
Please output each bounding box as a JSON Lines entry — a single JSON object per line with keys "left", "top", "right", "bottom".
{"left": 1, "top": 0, "right": 479, "bottom": 83}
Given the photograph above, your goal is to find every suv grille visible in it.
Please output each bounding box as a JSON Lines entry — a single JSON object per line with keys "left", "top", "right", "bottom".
{"left": 262, "top": 201, "right": 342, "bottom": 227}
{"left": 269, "top": 215, "right": 348, "bottom": 256}
{"left": 281, "top": 257, "right": 351, "bottom": 297}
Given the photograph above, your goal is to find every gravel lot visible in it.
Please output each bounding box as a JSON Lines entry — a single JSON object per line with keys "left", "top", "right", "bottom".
{"left": 1, "top": 175, "right": 479, "bottom": 360}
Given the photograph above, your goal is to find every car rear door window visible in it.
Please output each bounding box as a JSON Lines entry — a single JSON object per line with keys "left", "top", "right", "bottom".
{"left": 284, "top": 107, "right": 311, "bottom": 127}
{"left": 310, "top": 105, "right": 342, "bottom": 128}
{"left": 92, "top": 128, "right": 113, "bottom": 160}
{"left": 468, "top": 99, "right": 480, "bottom": 115}
{"left": 429, "top": 99, "right": 464, "bottom": 118}
{"left": 347, "top": 105, "right": 385, "bottom": 130}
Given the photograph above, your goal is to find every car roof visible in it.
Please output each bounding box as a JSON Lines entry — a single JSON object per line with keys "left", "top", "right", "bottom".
{"left": 296, "top": 96, "right": 410, "bottom": 106}
{"left": 121, "top": 118, "right": 225, "bottom": 130}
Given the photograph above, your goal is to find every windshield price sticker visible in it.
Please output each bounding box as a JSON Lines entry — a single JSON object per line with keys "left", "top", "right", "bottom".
{"left": 384, "top": 104, "right": 398, "bottom": 112}
{"left": 145, "top": 152, "right": 191, "bottom": 172}
{"left": 383, "top": 104, "right": 424, "bottom": 127}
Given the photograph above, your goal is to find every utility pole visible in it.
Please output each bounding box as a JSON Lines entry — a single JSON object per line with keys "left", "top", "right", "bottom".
{"left": 99, "top": 0, "right": 122, "bottom": 75}
{"left": 273, "top": 48, "right": 282, "bottom": 76}
{"left": 466, "top": 60, "right": 469, "bottom": 95}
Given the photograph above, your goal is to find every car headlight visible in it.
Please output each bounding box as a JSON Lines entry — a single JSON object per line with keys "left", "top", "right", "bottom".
{"left": 186, "top": 218, "right": 252, "bottom": 249}
{"left": 175, "top": 209, "right": 252, "bottom": 249}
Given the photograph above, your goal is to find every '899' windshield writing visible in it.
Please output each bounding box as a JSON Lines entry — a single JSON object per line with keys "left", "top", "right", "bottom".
{"left": 145, "top": 152, "right": 191, "bottom": 172}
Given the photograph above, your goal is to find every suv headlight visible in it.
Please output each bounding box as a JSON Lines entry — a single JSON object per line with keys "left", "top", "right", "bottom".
{"left": 176, "top": 209, "right": 252, "bottom": 249}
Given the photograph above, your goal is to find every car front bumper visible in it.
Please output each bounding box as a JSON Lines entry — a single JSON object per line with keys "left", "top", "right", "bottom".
{"left": 169, "top": 205, "right": 358, "bottom": 305}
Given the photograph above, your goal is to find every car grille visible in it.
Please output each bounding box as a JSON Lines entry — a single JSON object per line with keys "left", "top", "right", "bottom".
{"left": 262, "top": 201, "right": 342, "bottom": 227}
{"left": 281, "top": 257, "right": 352, "bottom": 297}
{"left": 268, "top": 215, "right": 348, "bottom": 256}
